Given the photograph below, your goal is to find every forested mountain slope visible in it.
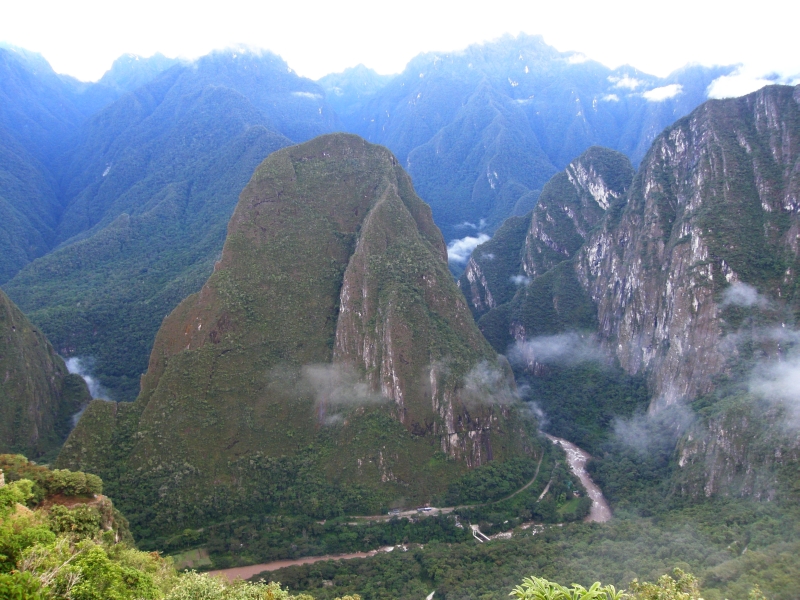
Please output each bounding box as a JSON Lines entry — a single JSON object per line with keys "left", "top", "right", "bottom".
{"left": 0, "top": 289, "right": 90, "bottom": 459}
{"left": 4, "top": 50, "right": 339, "bottom": 400}
{"left": 466, "top": 84, "right": 800, "bottom": 498}
{"left": 337, "top": 34, "right": 732, "bottom": 240}
{"left": 57, "top": 134, "right": 534, "bottom": 539}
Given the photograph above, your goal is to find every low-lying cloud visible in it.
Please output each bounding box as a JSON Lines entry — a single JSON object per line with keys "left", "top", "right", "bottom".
{"left": 454, "top": 218, "right": 487, "bottom": 231}
{"left": 609, "top": 75, "right": 643, "bottom": 90}
{"left": 65, "top": 357, "right": 110, "bottom": 400}
{"left": 510, "top": 275, "right": 531, "bottom": 286}
{"left": 508, "top": 332, "right": 605, "bottom": 369}
{"left": 461, "top": 360, "right": 518, "bottom": 406}
{"left": 300, "top": 364, "right": 388, "bottom": 425}
{"left": 612, "top": 403, "right": 695, "bottom": 454}
{"left": 749, "top": 355, "right": 800, "bottom": 427}
{"left": 721, "top": 282, "right": 770, "bottom": 308}
{"left": 643, "top": 84, "right": 683, "bottom": 102}
{"left": 447, "top": 233, "right": 490, "bottom": 265}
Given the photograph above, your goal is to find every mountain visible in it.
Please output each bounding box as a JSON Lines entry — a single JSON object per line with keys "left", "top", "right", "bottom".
{"left": 317, "top": 64, "right": 394, "bottom": 128}
{"left": 98, "top": 52, "right": 181, "bottom": 94}
{"left": 465, "top": 84, "right": 800, "bottom": 495}
{"left": 3, "top": 49, "right": 341, "bottom": 400}
{"left": 0, "top": 289, "right": 90, "bottom": 459}
{"left": 575, "top": 84, "right": 800, "bottom": 409}
{"left": 57, "top": 133, "right": 534, "bottom": 539}
{"left": 333, "top": 34, "right": 733, "bottom": 240}
{"left": 0, "top": 46, "right": 178, "bottom": 285}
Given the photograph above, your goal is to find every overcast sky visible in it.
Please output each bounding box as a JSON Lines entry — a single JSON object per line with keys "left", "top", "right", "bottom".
{"left": 1, "top": 0, "right": 797, "bottom": 97}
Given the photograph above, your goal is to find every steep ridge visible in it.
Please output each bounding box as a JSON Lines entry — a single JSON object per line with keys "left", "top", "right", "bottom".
{"left": 58, "top": 134, "right": 532, "bottom": 537}
{"left": 468, "top": 85, "right": 800, "bottom": 498}
{"left": 459, "top": 146, "right": 633, "bottom": 349}
{"left": 576, "top": 84, "right": 800, "bottom": 409}
{"left": 0, "top": 289, "right": 90, "bottom": 459}
{"left": 3, "top": 49, "right": 338, "bottom": 400}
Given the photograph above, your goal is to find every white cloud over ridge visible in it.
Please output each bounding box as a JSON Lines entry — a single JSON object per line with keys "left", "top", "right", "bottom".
{"left": 707, "top": 66, "right": 800, "bottom": 99}
{"left": 643, "top": 83, "right": 683, "bottom": 101}
{"left": 447, "top": 233, "right": 490, "bottom": 264}
{"left": 508, "top": 332, "right": 604, "bottom": 368}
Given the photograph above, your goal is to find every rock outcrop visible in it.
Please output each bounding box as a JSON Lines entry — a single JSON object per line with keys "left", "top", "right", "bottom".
{"left": 576, "top": 85, "right": 800, "bottom": 409}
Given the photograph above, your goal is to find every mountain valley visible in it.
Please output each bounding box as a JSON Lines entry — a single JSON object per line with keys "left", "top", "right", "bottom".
{"left": 0, "top": 33, "right": 799, "bottom": 600}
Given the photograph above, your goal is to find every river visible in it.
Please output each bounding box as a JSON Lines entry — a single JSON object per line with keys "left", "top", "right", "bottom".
{"left": 546, "top": 434, "right": 612, "bottom": 523}
{"left": 211, "top": 436, "right": 610, "bottom": 581}
{"left": 208, "top": 548, "right": 395, "bottom": 582}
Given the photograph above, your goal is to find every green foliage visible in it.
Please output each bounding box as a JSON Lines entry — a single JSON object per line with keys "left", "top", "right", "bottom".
{"left": 47, "top": 504, "right": 103, "bottom": 538}
{"left": 0, "top": 571, "right": 46, "bottom": 600}
{"left": 628, "top": 569, "right": 701, "bottom": 600}
{"left": 444, "top": 457, "right": 539, "bottom": 505}
{"left": 520, "top": 364, "right": 650, "bottom": 455}
{"left": 0, "top": 455, "right": 102, "bottom": 503}
{"left": 0, "top": 479, "right": 34, "bottom": 517}
{"left": 511, "top": 576, "right": 625, "bottom": 600}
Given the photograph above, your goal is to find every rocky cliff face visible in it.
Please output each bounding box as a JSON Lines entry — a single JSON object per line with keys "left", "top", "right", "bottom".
{"left": 674, "top": 394, "right": 800, "bottom": 499}
{"left": 522, "top": 146, "right": 633, "bottom": 282}
{"left": 576, "top": 85, "right": 800, "bottom": 409}
{"left": 0, "top": 289, "right": 90, "bottom": 458}
{"left": 59, "top": 134, "right": 532, "bottom": 532}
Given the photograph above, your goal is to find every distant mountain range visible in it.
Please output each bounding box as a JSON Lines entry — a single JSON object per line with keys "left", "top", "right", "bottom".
{"left": 336, "top": 34, "right": 734, "bottom": 240}
{"left": 0, "top": 35, "right": 735, "bottom": 399}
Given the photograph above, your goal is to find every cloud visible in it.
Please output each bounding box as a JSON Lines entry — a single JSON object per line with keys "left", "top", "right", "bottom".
{"left": 508, "top": 332, "right": 605, "bottom": 369}
{"left": 291, "top": 91, "right": 322, "bottom": 99}
{"left": 510, "top": 275, "right": 531, "bottom": 286}
{"left": 301, "top": 364, "right": 385, "bottom": 407}
{"left": 609, "top": 75, "right": 644, "bottom": 90}
{"left": 453, "top": 218, "right": 487, "bottom": 231}
{"left": 65, "top": 357, "right": 110, "bottom": 400}
{"left": 461, "top": 361, "right": 518, "bottom": 406}
{"left": 447, "top": 233, "right": 490, "bottom": 264}
{"left": 707, "top": 65, "right": 800, "bottom": 99}
{"left": 749, "top": 355, "right": 800, "bottom": 427}
{"left": 601, "top": 94, "right": 619, "bottom": 102}
{"left": 567, "top": 53, "right": 588, "bottom": 64}
{"left": 643, "top": 84, "right": 683, "bottom": 101}
{"left": 721, "top": 282, "right": 770, "bottom": 308}
{"left": 612, "top": 403, "right": 695, "bottom": 454}
{"left": 300, "top": 364, "right": 388, "bottom": 425}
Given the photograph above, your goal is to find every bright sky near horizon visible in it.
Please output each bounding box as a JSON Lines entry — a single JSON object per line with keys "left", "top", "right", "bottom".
{"left": 1, "top": 0, "right": 797, "bottom": 97}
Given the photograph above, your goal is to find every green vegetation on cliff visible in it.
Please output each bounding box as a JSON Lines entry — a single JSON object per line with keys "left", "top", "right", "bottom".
{"left": 0, "top": 290, "right": 90, "bottom": 460}
{"left": 58, "top": 134, "right": 535, "bottom": 547}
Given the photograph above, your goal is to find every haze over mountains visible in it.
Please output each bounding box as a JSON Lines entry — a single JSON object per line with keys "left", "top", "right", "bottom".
{"left": 2, "top": 26, "right": 800, "bottom": 600}
{"left": 0, "top": 35, "right": 738, "bottom": 400}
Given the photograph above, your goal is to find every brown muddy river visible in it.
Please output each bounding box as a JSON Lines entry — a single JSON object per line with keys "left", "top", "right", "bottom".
{"left": 211, "top": 436, "right": 610, "bottom": 581}
{"left": 546, "top": 434, "right": 612, "bottom": 522}
{"left": 209, "top": 548, "right": 393, "bottom": 582}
